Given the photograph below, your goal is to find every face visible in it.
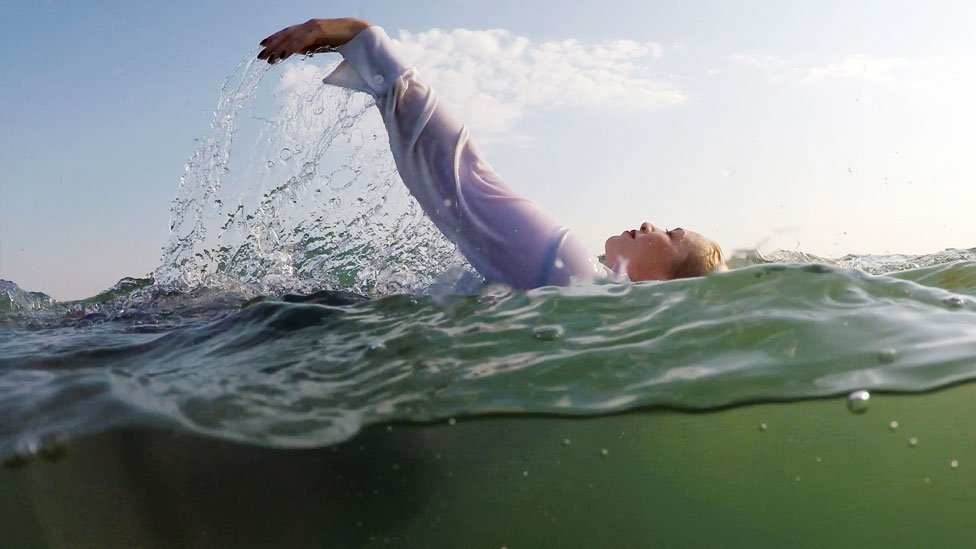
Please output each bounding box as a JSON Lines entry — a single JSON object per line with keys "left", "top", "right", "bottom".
{"left": 604, "top": 221, "right": 717, "bottom": 281}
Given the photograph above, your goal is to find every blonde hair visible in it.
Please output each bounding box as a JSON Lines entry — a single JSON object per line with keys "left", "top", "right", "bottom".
{"left": 672, "top": 242, "right": 725, "bottom": 279}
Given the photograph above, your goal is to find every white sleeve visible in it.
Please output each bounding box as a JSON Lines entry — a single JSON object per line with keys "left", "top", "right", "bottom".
{"left": 323, "top": 26, "right": 606, "bottom": 288}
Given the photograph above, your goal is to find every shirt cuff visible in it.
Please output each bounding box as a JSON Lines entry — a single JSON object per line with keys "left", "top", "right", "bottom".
{"left": 322, "top": 26, "right": 409, "bottom": 98}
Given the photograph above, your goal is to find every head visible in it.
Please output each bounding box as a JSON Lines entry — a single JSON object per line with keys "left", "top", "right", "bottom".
{"left": 604, "top": 222, "right": 725, "bottom": 281}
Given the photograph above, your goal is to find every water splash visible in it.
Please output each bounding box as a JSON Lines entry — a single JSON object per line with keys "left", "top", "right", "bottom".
{"left": 156, "top": 55, "right": 468, "bottom": 296}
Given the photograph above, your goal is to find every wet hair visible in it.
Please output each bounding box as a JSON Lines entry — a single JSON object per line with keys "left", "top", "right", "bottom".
{"left": 671, "top": 241, "right": 725, "bottom": 279}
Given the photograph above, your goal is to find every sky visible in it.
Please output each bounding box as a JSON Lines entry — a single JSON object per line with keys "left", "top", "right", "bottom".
{"left": 2, "top": 0, "right": 975, "bottom": 300}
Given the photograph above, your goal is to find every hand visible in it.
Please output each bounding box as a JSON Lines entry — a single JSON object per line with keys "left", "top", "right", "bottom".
{"left": 258, "top": 18, "right": 371, "bottom": 64}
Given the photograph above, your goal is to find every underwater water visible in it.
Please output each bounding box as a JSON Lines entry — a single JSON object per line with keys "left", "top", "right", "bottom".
{"left": 3, "top": 54, "right": 976, "bottom": 548}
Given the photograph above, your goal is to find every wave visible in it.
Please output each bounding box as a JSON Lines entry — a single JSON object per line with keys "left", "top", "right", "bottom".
{"left": 2, "top": 260, "right": 975, "bottom": 460}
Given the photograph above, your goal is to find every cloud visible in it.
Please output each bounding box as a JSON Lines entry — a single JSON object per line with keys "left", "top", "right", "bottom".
{"left": 730, "top": 52, "right": 976, "bottom": 91}
{"left": 278, "top": 28, "right": 683, "bottom": 142}
{"left": 727, "top": 53, "right": 800, "bottom": 83}
{"left": 804, "top": 54, "right": 923, "bottom": 83}
{"left": 730, "top": 53, "right": 788, "bottom": 71}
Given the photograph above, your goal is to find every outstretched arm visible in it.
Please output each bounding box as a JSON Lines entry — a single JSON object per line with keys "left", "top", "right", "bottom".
{"left": 259, "top": 19, "right": 604, "bottom": 288}
{"left": 258, "top": 18, "right": 371, "bottom": 63}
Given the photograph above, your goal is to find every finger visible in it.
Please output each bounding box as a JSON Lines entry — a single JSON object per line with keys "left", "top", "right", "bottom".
{"left": 260, "top": 37, "right": 290, "bottom": 63}
{"left": 258, "top": 32, "right": 289, "bottom": 55}
{"left": 260, "top": 32, "right": 282, "bottom": 48}
{"left": 259, "top": 24, "right": 295, "bottom": 47}
{"left": 278, "top": 38, "right": 304, "bottom": 60}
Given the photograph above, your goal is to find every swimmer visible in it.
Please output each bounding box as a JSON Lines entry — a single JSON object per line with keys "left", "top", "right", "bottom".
{"left": 258, "top": 18, "right": 726, "bottom": 289}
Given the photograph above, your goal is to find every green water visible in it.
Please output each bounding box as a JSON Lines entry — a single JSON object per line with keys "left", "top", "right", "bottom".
{"left": 4, "top": 382, "right": 976, "bottom": 548}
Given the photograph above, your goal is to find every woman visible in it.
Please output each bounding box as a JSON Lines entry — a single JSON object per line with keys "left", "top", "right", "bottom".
{"left": 258, "top": 18, "right": 725, "bottom": 289}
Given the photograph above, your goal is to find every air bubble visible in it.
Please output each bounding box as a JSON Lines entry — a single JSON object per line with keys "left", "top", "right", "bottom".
{"left": 877, "top": 349, "right": 897, "bottom": 364}
{"left": 266, "top": 160, "right": 275, "bottom": 168}
{"left": 554, "top": 258, "right": 565, "bottom": 269}
{"left": 448, "top": 418, "right": 457, "bottom": 426}
{"left": 522, "top": 470, "right": 529, "bottom": 477}
{"left": 944, "top": 296, "right": 964, "bottom": 309}
{"left": 889, "top": 421, "right": 899, "bottom": 431}
{"left": 909, "top": 437, "right": 918, "bottom": 447}
{"left": 600, "top": 448, "right": 610, "bottom": 457}
{"left": 279, "top": 148, "right": 292, "bottom": 161}
{"left": 759, "top": 422, "right": 768, "bottom": 432}
{"left": 533, "top": 325, "right": 564, "bottom": 341}
{"left": 847, "top": 390, "right": 870, "bottom": 414}
{"left": 951, "top": 459, "right": 959, "bottom": 469}
{"left": 563, "top": 438, "right": 571, "bottom": 446}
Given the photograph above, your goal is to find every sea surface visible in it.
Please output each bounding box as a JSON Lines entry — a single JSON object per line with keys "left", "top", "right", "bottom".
{"left": 3, "top": 54, "right": 976, "bottom": 548}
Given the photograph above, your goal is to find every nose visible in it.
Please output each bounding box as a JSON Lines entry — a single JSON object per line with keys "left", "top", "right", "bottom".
{"left": 639, "top": 222, "right": 659, "bottom": 233}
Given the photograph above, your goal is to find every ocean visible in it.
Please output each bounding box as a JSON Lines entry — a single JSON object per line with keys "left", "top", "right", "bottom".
{"left": 3, "top": 54, "right": 976, "bottom": 548}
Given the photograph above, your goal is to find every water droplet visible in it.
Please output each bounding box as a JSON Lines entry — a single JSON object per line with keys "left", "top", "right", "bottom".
{"left": 600, "top": 448, "right": 610, "bottom": 457}
{"left": 314, "top": 106, "right": 324, "bottom": 115}
{"left": 815, "top": 456, "right": 823, "bottom": 463}
{"left": 522, "top": 470, "right": 529, "bottom": 477}
{"left": 563, "top": 438, "right": 571, "bottom": 446}
{"left": 266, "top": 160, "right": 275, "bottom": 168}
{"left": 759, "top": 422, "right": 768, "bottom": 432}
{"left": 847, "top": 390, "right": 870, "bottom": 413}
{"left": 554, "top": 258, "right": 565, "bottom": 269}
{"left": 950, "top": 459, "right": 959, "bottom": 469}
{"left": 392, "top": 463, "right": 400, "bottom": 471}
{"left": 386, "top": 425, "right": 393, "bottom": 432}
{"left": 794, "top": 475, "right": 802, "bottom": 482}
{"left": 944, "top": 296, "right": 964, "bottom": 309}
{"left": 877, "top": 349, "right": 897, "bottom": 364}
{"left": 443, "top": 198, "right": 453, "bottom": 207}
{"left": 909, "top": 437, "right": 918, "bottom": 447}
{"left": 533, "top": 325, "right": 564, "bottom": 341}
{"left": 368, "top": 341, "right": 385, "bottom": 352}
{"left": 448, "top": 418, "right": 457, "bottom": 426}
{"left": 923, "top": 476, "right": 931, "bottom": 484}
{"left": 279, "top": 147, "right": 292, "bottom": 161}
{"left": 889, "top": 420, "right": 899, "bottom": 431}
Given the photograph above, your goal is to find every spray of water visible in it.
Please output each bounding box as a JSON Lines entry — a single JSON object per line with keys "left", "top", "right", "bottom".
{"left": 156, "top": 54, "right": 469, "bottom": 296}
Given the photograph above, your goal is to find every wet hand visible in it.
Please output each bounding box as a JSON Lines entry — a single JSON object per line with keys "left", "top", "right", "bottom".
{"left": 258, "top": 18, "right": 371, "bottom": 64}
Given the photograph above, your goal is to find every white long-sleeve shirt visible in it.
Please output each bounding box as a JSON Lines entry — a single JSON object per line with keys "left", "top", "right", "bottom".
{"left": 323, "top": 26, "right": 608, "bottom": 289}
